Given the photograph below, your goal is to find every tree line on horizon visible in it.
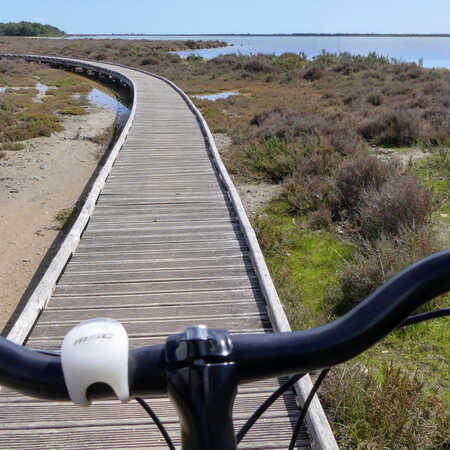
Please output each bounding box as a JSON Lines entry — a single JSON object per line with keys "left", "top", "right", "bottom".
{"left": 0, "top": 21, "right": 65, "bottom": 37}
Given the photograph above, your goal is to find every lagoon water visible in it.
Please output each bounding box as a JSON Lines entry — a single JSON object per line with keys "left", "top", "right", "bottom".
{"left": 193, "top": 91, "right": 240, "bottom": 101}
{"left": 74, "top": 35, "right": 450, "bottom": 69}
{"left": 175, "top": 35, "right": 450, "bottom": 69}
{"left": 87, "top": 88, "right": 130, "bottom": 126}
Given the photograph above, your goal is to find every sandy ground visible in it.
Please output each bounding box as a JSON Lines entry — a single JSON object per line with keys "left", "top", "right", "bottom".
{"left": 371, "top": 146, "right": 428, "bottom": 164}
{"left": 0, "top": 105, "right": 115, "bottom": 330}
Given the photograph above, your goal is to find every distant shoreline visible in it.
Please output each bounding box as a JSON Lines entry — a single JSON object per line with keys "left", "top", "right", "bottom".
{"left": 66, "top": 33, "right": 450, "bottom": 38}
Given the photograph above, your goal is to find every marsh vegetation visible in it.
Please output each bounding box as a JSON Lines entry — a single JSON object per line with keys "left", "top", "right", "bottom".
{"left": 0, "top": 39, "right": 448, "bottom": 448}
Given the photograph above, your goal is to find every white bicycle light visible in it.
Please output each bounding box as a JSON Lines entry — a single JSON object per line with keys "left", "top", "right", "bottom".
{"left": 61, "top": 318, "right": 130, "bottom": 406}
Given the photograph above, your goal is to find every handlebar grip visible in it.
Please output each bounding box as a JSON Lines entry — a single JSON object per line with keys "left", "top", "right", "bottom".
{"left": 233, "top": 250, "right": 450, "bottom": 382}
{"left": 0, "top": 339, "right": 167, "bottom": 401}
{"left": 0, "top": 339, "right": 69, "bottom": 400}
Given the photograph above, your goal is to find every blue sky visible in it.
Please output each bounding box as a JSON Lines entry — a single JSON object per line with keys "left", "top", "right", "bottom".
{"left": 2, "top": 1, "right": 449, "bottom": 34}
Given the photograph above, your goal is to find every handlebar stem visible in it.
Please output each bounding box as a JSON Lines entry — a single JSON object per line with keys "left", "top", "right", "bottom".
{"left": 166, "top": 326, "right": 238, "bottom": 450}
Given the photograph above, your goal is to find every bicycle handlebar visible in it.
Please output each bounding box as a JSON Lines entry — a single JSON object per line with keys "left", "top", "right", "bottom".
{"left": 0, "top": 250, "right": 449, "bottom": 401}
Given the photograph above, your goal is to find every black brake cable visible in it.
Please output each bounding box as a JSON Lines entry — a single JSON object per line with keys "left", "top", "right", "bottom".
{"left": 289, "top": 368, "right": 330, "bottom": 450}
{"left": 236, "top": 373, "right": 306, "bottom": 444}
{"left": 31, "top": 308, "right": 448, "bottom": 450}
{"left": 285, "top": 310, "right": 449, "bottom": 449}
{"left": 401, "top": 308, "right": 450, "bottom": 327}
{"left": 136, "top": 397, "right": 176, "bottom": 450}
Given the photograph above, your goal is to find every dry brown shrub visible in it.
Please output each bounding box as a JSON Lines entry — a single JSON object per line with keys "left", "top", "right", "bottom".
{"left": 308, "top": 207, "right": 333, "bottom": 230}
{"left": 285, "top": 172, "right": 335, "bottom": 214}
{"left": 359, "top": 175, "right": 433, "bottom": 240}
{"left": 333, "top": 153, "right": 393, "bottom": 218}
{"left": 359, "top": 109, "right": 422, "bottom": 146}
{"left": 302, "top": 65, "right": 322, "bottom": 81}
{"left": 326, "top": 227, "right": 440, "bottom": 316}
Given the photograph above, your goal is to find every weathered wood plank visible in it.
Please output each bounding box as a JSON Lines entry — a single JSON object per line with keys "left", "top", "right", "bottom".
{"left": 58, "top": 265, "right": 255, "bottom": 285}
{"left": 71, "top": 248, "right": 245, "bottom": 263}
{"left": 30, "top": 316, "right": 270, "bottom": 339}
{"left": 53, "top": 277, "right": 259, "bottom": 297}
{"left": 76, "top": 239, "right": 247, "bottom": 254}
{"left": 83, "top": 221, "right": 239, "bottom": 235}
{"left": 46, "top": 288, "right": 262, "bottom": 309}
{"left": 64, "top": 255, "right": 250, "bottom": 272}
{"left": 39, "top": 302, "right": 265, "bottom": 324}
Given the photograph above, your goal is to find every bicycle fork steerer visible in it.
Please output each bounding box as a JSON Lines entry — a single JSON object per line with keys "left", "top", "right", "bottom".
{"left": 166, "top": 325, "right": 238, "bottom": 450}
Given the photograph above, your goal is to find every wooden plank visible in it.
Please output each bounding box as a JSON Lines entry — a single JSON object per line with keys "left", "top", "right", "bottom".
{"left": 75, "top": 239, "right": 247, "bottom": 254}
{"left": 89, "top": 212, "right": 237, "bottom": 224}
{"left": 46, "top": 289, "right": 263, "bottom": 310}
{"left": 53, "top": 277, "right": 259, "bottom": 297}
{"left": 29, "top": 316, "right": 270, "bottom": 339}
{"left": 71, "top": 248, "right": 245, "bottom": 263}
{"left": 83, "top": 221, "right": 239, "bottom": 235}
{"left": 58, "top": 266, "right": 255, "bottom": 285}
{"left": 76, "top": 232, "right": 243, "bottom": 246}
{"left": 39, "top": 302, "right": 265, "bottom": 324}
{"left": 0, "top": 392, "right": 298, "bottom": 425}
{"left": 64, "top": 255, "right": 251, "bottom": 272}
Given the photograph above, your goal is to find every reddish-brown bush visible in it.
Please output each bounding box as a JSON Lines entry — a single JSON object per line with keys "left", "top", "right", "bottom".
{"left": 358, "top": 175, "right": 433, "bottom": 240}
{"left": 302, "top": 65, "right": 322, "bottom": 81}
{"left": 359, "top": 109, "right": 422, "bottom": 146}
{"left": 333, "top": 153, "right": 392, "bottom": 217}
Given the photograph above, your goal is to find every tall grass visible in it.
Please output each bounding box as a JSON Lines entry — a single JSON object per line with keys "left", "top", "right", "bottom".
{"left": 321, "top": 363, "right": 449, "bottom": 449}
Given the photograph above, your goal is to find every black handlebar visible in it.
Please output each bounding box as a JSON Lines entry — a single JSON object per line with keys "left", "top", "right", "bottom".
{"left": 0, "top": 250, "right": 449, "bottom": 400}
{"left": 233, "top": 249, "right": 450, "bottom": 381}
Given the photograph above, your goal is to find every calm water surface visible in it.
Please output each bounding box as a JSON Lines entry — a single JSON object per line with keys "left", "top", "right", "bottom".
{"left": 193, "top": 91, "right": 240, "bottom": 101}
{"left": 175, "top": 36, "right": 450, "bottom": 69}
{"left": 72, "top": 35, "right": 450, "bottom": 69}
{"left": 87, "top": 88, "right": 131, "bottom": 126}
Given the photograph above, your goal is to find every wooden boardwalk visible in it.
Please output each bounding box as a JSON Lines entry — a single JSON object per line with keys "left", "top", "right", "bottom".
{"left": 0, "top": 56, "right": 337, "bottom": 449}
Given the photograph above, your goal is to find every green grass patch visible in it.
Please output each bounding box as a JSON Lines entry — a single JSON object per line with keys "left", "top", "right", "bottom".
{"left": 252, "top": 199, "right": 354, "bottom": 328}
{"left": 59, "top": 106, "right": 87, "bottom": 115}
{"left": 0, "top": 142, "right": 24, "bottom": 151}
{"left": 54, "top": 207, "right": 75, "bottom": 230}
{"left": 244, "top": 136, "right": 294, "bottom": 182}
{"left": 413, "top": 147, "right": 450, "bottom": 220}
{"left": 0, "top": 65, "right": 109, "bottom": 146}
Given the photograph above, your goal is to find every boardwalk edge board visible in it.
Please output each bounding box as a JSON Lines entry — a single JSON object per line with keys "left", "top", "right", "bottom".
{"left": 2, "top": 54, "right": 337, "bottom": 449}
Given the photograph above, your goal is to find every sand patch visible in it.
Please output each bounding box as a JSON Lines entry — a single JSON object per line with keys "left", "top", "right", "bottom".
{"left": 0, "top": 106, "right": 115, "bottom": 330}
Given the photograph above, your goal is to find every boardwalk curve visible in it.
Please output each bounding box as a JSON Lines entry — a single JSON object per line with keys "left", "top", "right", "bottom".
{"left": 0, "top": 54, "right": 337, "bottom": 449}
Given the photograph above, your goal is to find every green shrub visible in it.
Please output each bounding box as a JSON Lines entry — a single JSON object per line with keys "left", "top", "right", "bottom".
{"left": 244, "top": 136, "right": 297, "bottom": 182}
{"left": 1, "top": 142, "right": 24, "bottom": 151}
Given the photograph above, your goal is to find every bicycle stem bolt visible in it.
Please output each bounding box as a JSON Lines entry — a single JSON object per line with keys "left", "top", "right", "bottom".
{"left": 166, "top": 325, "right": 233, "bottom": 366}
